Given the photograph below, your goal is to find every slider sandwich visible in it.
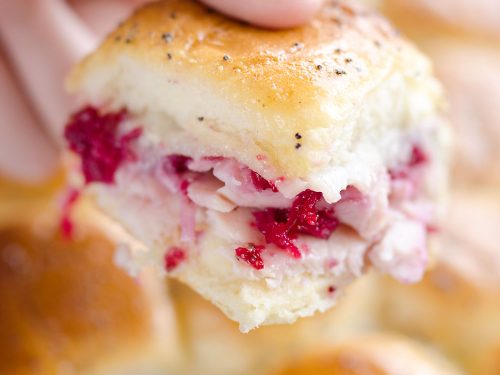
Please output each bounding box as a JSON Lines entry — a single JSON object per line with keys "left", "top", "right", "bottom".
{"left": 64, "top": 0, "right": 450, "bottom": 331}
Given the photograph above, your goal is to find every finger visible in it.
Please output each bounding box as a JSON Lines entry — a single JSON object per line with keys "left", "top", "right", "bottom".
{"left": 199, "top": 0, "right": 324, "bottom": 28}
{"left": 0, "top": 51, "right": 58, "bottom": 183}
{"left": 69, "top": 0, "right": 152, "bottom": 39}
{"left": 0, "top": 0, "right": 95, "bottom": 141}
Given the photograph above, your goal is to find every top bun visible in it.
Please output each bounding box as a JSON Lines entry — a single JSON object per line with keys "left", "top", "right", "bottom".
{"left": 68, "top": 0, "right": 443, "bottom": 183}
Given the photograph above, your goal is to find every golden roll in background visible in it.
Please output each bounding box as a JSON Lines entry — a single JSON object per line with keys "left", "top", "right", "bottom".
{"left": 379, "top": 0, "right": 500, "bottom": 187}
{"left": 1, "top": 0, "right": 500, "bottom": 373}
{"left": 271, "top": 334, "right": 464, "bottom": 375}
{"left": 379, "top": 190, "right": 500, "bottom": 375}
{"left": 0, "top": 176, "right": 179, "bottom": 375}
{"left": 368, "top": 1, "right": 500, "bottom": 374}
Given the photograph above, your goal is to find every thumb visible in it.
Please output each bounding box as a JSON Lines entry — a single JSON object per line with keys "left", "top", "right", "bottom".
{"left": 198, "top": 0, "right": 324, "bottom": 28}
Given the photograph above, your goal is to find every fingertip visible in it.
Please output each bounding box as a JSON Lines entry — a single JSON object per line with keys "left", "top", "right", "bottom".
{"left": 70, "top": 0, "right": 153, "bottom": 39}
{"left": 0, "top": 55, "right": 59, "bottom": 184}
{"left": 199, "top": 0, "right": 324, "bottom": 29}
{"left": 0, "top": 0, "right": 95, "bottom": 139}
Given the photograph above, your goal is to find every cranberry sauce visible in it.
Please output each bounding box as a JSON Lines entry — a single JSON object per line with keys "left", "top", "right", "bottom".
{"left": 253, "top": 190, "right": 339, "bottom": 259}
{"left": 164, "top": 247, "right": 186, "bottom": 272}
{"left": 59, "top": 188, "right": 81, "bottom": 239}
{"left": 250, "top": 170, "right": 278, "bottom": 192}
{"left": 390, "top": 145, "right": 428, "bottom": 180}
{"left": 163, "top": 154, "right": 192, "bottom": 175}
{"left": 235, "top": 244, "right": 265, "bottom": 270}
{"left": 64, "top": 106, "right": 142, "bottom": 184}
{"left": 64, "top": 107, "right": 428, "bottom": 272}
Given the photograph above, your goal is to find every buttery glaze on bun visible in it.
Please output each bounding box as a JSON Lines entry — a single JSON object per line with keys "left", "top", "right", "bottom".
{"left": 65, "top": 0, "right": 449, "bottom": 331}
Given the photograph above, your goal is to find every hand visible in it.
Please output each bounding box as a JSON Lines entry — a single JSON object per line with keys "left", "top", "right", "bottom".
{"left": 0, "top": 0, "right": 323, "bottom": 183}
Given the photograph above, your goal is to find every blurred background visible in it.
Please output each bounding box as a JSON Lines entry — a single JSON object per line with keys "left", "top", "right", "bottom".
{"left": 0, "top": 0, "right": 499, "bottom": 374}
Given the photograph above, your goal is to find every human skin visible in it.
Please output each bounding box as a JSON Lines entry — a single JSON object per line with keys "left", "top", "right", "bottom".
{"left": 0, "top": 0, "right": 323, "bottom": 183}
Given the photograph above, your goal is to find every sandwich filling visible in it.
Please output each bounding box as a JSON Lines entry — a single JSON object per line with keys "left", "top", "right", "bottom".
{"left": 65, "top": 106, "right": 436, "bottom": 287}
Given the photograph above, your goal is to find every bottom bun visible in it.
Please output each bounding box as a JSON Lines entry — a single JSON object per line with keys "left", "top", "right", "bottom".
{"left": 170, "top": 273, "right": 381, "bottom": 375}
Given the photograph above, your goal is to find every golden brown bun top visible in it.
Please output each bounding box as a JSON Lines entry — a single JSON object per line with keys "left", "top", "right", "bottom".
{"left": 69, "top": 0, "right": 441, "bottom": 178}
{"left": 71, "top": 0, "right": 402, "bottom": 105}
{"left": 0, "top": 224, "right": 152, "bottom": 375}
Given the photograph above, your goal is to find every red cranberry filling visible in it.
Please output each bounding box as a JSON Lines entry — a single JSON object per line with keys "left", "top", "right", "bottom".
{"left": 409, "top": 145, "right": 428, "bottom": 167}
{"left": 159, "top": 153, "right": 342, "bottom": 267}
{"left": 203, "top": 156, "right": 225, "bottom": 162}
{"left": 162, "top": 154, "right": 194, "bottom": 195}
{"left": 163, "top": 154, "right": 192, "bottom": 175}
{"left": 164, "top": 247, "right": 186, "bottom": 272}
{"left": 64, "top": 106, "right": 141, "bottom": 184}
{"left": 250, "top": 171, "right": 278, "bottom": 192}
{"left": 253, "top": 209, "right": 301, "bottom": 258}
{"left": 64, "top": 105, "right": 432, "bottom": 277}
{"left": 235, "top": 244, "right": 265, "bottom": 270}
{"left": 390, "top": 145, "right": 428, "bottom": 180}
{"left": 252, "top": 190, "right": 339, "bottom": 259}
{"left": 59, "top": 188, "right": 81, "bottom": 239}
{"left": 64, "top": 107, "right": 428, "bottom": 272}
